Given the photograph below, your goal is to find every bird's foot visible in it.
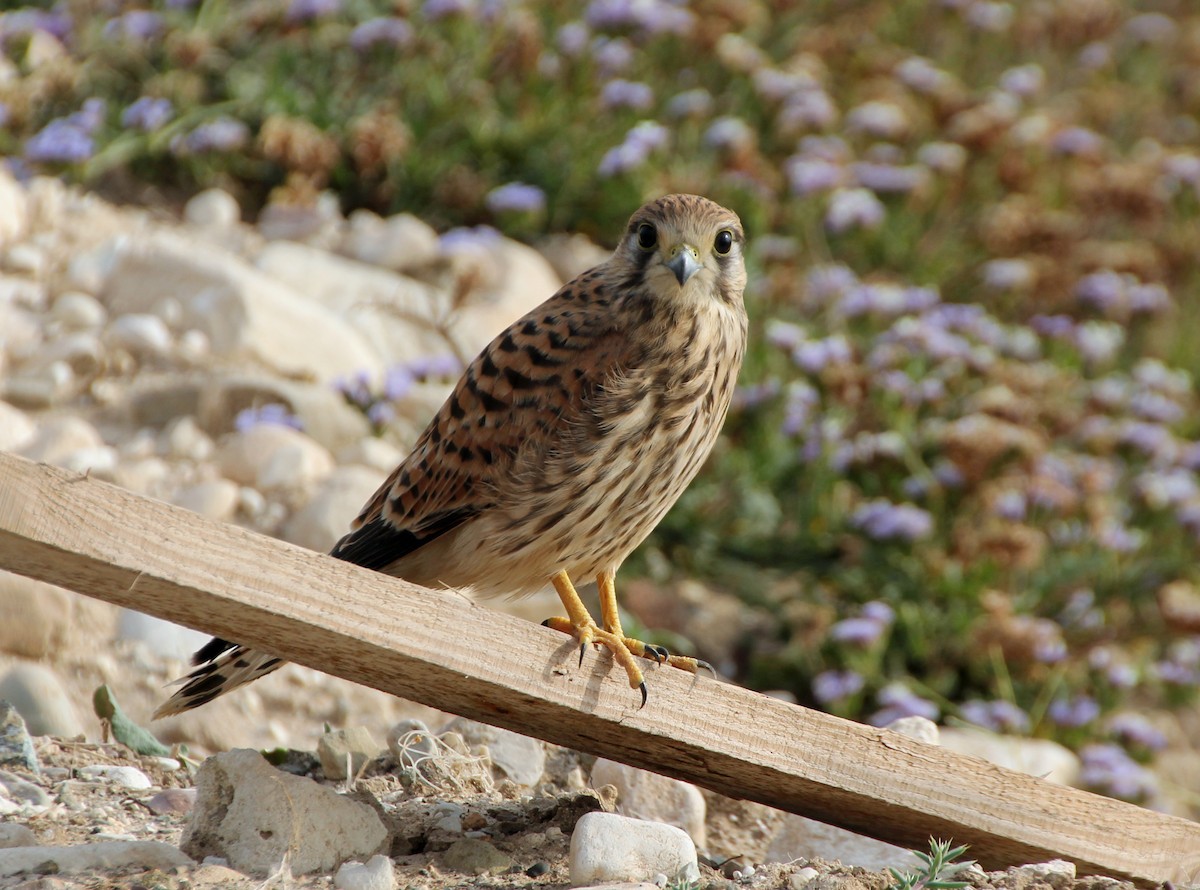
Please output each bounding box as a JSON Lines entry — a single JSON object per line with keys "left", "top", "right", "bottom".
{"left": 542, "top": 616, "right": 649, "bottom": 707}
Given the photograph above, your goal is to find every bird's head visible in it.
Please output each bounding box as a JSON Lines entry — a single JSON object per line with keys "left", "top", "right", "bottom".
{"left": 617, "top": 194, "right": 746, "bottom": 308}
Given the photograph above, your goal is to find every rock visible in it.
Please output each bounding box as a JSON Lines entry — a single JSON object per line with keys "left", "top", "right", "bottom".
{"left": 162, "top": 416, "right": 216, "bottom": 461}
{"left": 590, "top": 759, "right": 706, "bottom": 847}
{"left": 569, "top": 812, "right": 698, "bottom": 887}
{"left": 335, "top": 854, "right": 396, "bottom": 890}
{"left": 0, "top": 770, "right": 50, "bottom": 806}
{"left": 110, "top": 457, "right": 171, "bottom": 496}
{"left": 0, "top": 663, "right": 85, "bottom": 738}
{"left": 0, "top": 402, "right": 34, "bottom": 452}
{"left": 3, "top": 360, "right": 75, "bottom": 408}
{"left": 171, "top": 479, "right": 239, "bottom": 521}
{"left": 77, "top": 765, "right": 153, "bottom": 790}
{"left": 181, "top": 748, "right": 388, "bottom": 876}
{"left": 442, "top": 837, "right": 513, "bottom": 876}
{"left": 0, "top": 841, "right": 192, "bottom": 877}
{"left": 791, "top": 867, "right": 820, "bottom": 887}
{"left": 52, "top": 291, "right": 107, "bottom": 329}
{"left": 0, "top": 704, "right": 37, "bottom": 772}
{"left": 34, "top": 332, "right": 104, "bottom": 378}
{"left": 215, "top": 424, "right": 333, "bottom": 491}
{"left": 0, "top": 166, "right": 27, "bottom": 247}
{"left": 17, "top": 416, "right": 104, "bottom": 467}
{"left": 106, "top": 313, "right": 172, "bottom": 358}
{"left": 318, "top": 727, "right": 383, "bottom": 780}
{"left": 117, "top": 610, "right": 211, "bottom": 660}
{"left": 885, "top": 716, "right": 939, "bottom": 745}
{"left": 938, "top": 728, "right": 1079, "bottom": 785}
{"left": 386, "top": 719, "right": 437, "bottom": 764}
{"left": 0, "top": 574, "right": 74, "bottom": 659}
{"left": 536, "top": 233, "right": 609, "bottom": 282}
{"left": 341, "top": 210, "right": 440, "bottom": 273}
{"left": 185, "top": 189, "right": 241, "bottom": 228}
{"left": 442, "top": 718, "right": 545, "bottom": 787}
{"left": 5, "top": 244, "right": 46, "bottom": 277}
{"left": 257, "top": 191, "right": 343, "bottom": 246}
{"left": 66, "top": 237, "right": 123, "bottom": 295}
{"left": 765, "top": 814, "right": 917, "bottom": 872}
{"left": 102, "top": 232, "right": 384, "bottom": 381}
{"left": 282, "top": 466, "right": 387, "bottom": 552}
{"left": 1008, "top": 860, "right": 1076, "bottom": 888}
{"left": 337, "top": 437, "right": 405, "bottom": 473}
{"left": 0, "top": 824, "right": 35, "bottom": 849}
{"left": 146, "top": 787, "right": 197, "bottom": 815}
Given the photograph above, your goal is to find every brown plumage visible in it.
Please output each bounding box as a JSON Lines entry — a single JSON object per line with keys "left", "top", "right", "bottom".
{"left": 155, "top": 193, "right": 747, "bottom": 717}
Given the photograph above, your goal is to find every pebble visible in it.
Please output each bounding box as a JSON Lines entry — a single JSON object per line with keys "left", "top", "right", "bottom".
{"left": 0, "top": 401, "right": 35, "bottom": 451}
{"left": 66, "top": 237, "right": 122, "bottom": 294}
{"left": 171, "top": 479, "right": 239, "bottom": 521}
{"left": 318, "top": 727, "right": 383, "bottom": 780}
{"left": 443, "top": 718, "right": 546, "bottom": 787}
{"left": 4, "top": 360, "right": 74, "bottom": 408}
{"left": 215, "top": 424, "right": 333, "bottom": 490}
{"left": 1009, "top": 860, "right": 1076, "bottom": 888}
{"left": 281, "top": 465, "right": 387, "bottom": 552}
{"left": 184, "top": 188, "right": 241, "bottom": 228}
{"left": 145, "top": 788, "right": 197, "bottom": 815}
{"left": 590, "top": 758, "right": 707, "bottom": 846}
{"left": 568, "top": 812, "right": 698, "bottom": 887}
{"left": 337, "top": 436, "right": 404, "bottom": 473}
{"left": 0, "top": 574, "right": 73, "bottom": 660}
{"left": 441, "top": 837, "right": 514, "bottom": 876}
{"left": 0, "top": 770, "right": 50, "bottom": 807}
{"left": 37, "top": 332, "right": 104, "bottom": 378}
{"left": 0, "top": 166, "right": 27, "bottom": 245}
{"left": 117, "top": 610, "right": 210, "bottom": 660}
{"left": 5, "top": 244, "right": 46, "bottom": 276}
{"left": 106, "top": 313, "right": 173, "bottom": 357}
{"left": 0, "top": 824, "right": 36, "bottom": 849}
{"left": 0, "top": 663, "right": 85, "bottom": 738}
{"left": 939, "top": 728, "right": 1079, "bottom": 785}
{"left": 341, "top": 210, "right": 440, "bottom": 272}
{"left": 161, "top": 416, "right": 215, "bottom": 461}
{"left": 766, "top": 812, "right": 917, "bottom": 871}
{"left": 77, "top": 765, "right": 153, "bottom": 790}
{"left": 0, "top": 841, "right": 192, "bottom": 877}
{"left": 791, "top": 867, "right": 820, "bottom": 887}
{"left": 885, "top": 716, "right": 940, "bottom": 745}
{"left": 386, "top": 719, "right": 437, "bottom": 764}
{"left": 52, "top": 292, "right": 107, "bottom": 329}
{"left": 335, "top": 854, "right": 396, "bottom": 890}
{"left": 0, "top": 704, "right": 38, "bottom": 774}
{"left": 18, "top": 415, "right": 104, "bottom": 466}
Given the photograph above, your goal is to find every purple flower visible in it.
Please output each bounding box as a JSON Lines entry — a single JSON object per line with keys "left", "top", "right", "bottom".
{"left": 982, "top": 258, "right": 1034, "bottom": 291}
{"left": 334, "top": 370, "right": 374, "bottom": 407}
{"left": 845, "top": 101, "right": 908, "bottom": 139}
{"left": 792, "top": 335, "right": 852, "bottom": 374}
{"left": 825, "top": 188, "right": 886, "bottom": 234}
{"left": 852, "top": 499, "right": 934, "bottom": 542}
{"left": 965, "top": 1, "right": 1013, "bottom": 32}
{"left": 235, "top": 403, "right": 303, "bottom": 432}
{"left": 1125, "top": 12, "right": 1176, "bottom": 44}
{"left": 896, "top": 57, "right": 953, "bottom": 94}
{"left": 851, "top": 163, "right": 930, "bottom": 194}
{"left": 917, "top": 141, "right": 967, "bottom": 173}
{"left": 600, "top": 79, "right": 654, "bottom": 111}
{"left": 1080, "top": 743, "right": 1158, "bottom": 799}
{"left": 812, "top": 670, "right": 865, "bottom": 704}
{"left": 829, "top": 617, "right": 886, "bottom": 646}
{"left": 991, "top": 489, "right": 1027, "bottom": 521}
{"left": 0, "top": 9, "right": 73, "bottom": 43}
{"left": 804, "top": 264, "right": 858, "bottom": 306}
{"left": 780, "top": 382, "right": 818, "bottom": 436}
{"left": 960, "top": 699, "right": 1030, "bottom": 733}
{"left": 597, "top": 121, "right": 668, "bottom": 177}
{"left": 1031, "top": 314, "right": 1075, "bottom": 339}
{"left": 286, "top": 0, "right": 341, "bottom": 22}
{"left": 665, "top": 88, "right": 713, "bottom": 119}
{"left": 121, "top": 97, "right": 173, "bottom": 132}
{"left": 486, "top": 182, "right": 546, "bottom": 215}
{"left": 407, "top": 354, "right": 461, "bottom": 378}
{"left": 786, "top": 157, "right": 844, "bottom": 195}
{"left": 998, "top": 63, "right": 1044, "bottom": 98}
{"left": 585, "top": 0, "right": 694, "bottom": 36}
{"left": 1052, "top": 126, "right": 1105, "bottom": 157}
{"left": 368, "top": 401, "right": 396, "bottom": 424}
{"left": 869, "top": 683, "right": 939, "bottom": 725}
{"left": 704, "top": 116, "right": 755, "bottom": 153}
{"left": 423, "top": 0, "right": 475, "bottom": 20}
{"left": 1074, "top": 321, "right": 1124, "bottom": 365}
{"left": 173, "top": 116, "right": 250, "bottom": 155}
{"left": 103, "top": 10, "right": 164, "bottom": 41}
{"left": 349, "top": 17, "right": 413, "bottom": 50}
{"left": 592, "top": 36, "right": 634, "bottom": 74}
{"left": 1106, "top": 713, "right": 1167, "bottom": 751}
{"left": 861, "top": 601, "right": 895, "bottom": 624}
{"left": 556, "top": 22, "right": 589, "bottom": 56}
{"left": 765, "top": 320, "right": 806, "bottom": 352}
{"left": 1047, "top": 695, "right": 1100, "bottom": 728}
{"left": 732, "top": 379, "right": 781, "bottom": 412}
{"left": 439, "top": 225, "right": 501, "bottom": 253}
{"left": 25, "top": 119, "right": 94, "bottom": 164}
{"left": 777, "top": 90, "right": 838, "bottom": 131}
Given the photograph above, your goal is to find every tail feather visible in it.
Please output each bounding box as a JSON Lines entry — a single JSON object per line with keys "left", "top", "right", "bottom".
{"left": 153, "top": 645, "right": 285, "bottom": 718}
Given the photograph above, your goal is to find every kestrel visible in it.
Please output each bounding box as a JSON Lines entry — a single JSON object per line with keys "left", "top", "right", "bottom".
{"left": 155, "top": 193, "right": 747, "bottom": 717}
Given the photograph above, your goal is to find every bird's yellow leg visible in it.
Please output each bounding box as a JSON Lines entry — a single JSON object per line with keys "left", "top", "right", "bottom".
{"left": 545, "top": 570, "right": 647, "bottom": 706}
{"left": 596, "top": 570, "right": 711, "bottom": 675}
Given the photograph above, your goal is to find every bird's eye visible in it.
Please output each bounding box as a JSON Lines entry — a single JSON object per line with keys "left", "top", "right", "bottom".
{"left": 714, "top": 229, "right": 734, "bottom": 255}
{"left": 636, "top": 223, "right": 658, "bottom": 251}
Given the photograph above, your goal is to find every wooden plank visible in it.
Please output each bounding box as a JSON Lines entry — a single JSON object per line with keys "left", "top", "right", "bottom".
{"left": 0, "top": 450, "right": 1195, "bottom": 885}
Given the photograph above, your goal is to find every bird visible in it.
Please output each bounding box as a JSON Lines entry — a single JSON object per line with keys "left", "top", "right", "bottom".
{"left": 154, "top": 193, "right": 748, "bottom": 717}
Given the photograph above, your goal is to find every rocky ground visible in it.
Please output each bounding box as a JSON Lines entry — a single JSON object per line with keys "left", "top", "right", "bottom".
{"left": 0, "top": 172, "right": 1172, "bottom": 888}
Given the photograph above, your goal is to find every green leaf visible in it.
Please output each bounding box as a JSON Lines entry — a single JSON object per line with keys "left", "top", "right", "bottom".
{"left": 92, "top": 685, "right": 172, "bottom": 758}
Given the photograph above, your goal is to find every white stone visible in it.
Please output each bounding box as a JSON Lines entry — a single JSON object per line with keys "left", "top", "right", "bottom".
{"left": 765, "top": 814, "right": 917, "bottom": 872}
{"left": 337, "top": 436, "right": 404, "bottom": 473}
{"left": 0, "top": 574, "right": 77, "bottom": 659}
{"left": 318, "top": 727, "right": 383, "bottom": 780}
{"left": 216, "top": 424, "right": 333, "bottom": 488}
{"left": 3, "top": 361, "right": 74, "bottom": 408}
{"left": 256, "top": 438, "right": 336, "bottom": 494}
{"left": 36, "top": 332, "right": 104, "bottom": 378}
{"left": 58, "top": 445, "right": 119, "bottom": 476}
{"left": 111, "top": 457, "right": 171, "bottom": 496}
{"left": 162, "top": 416, "right": 215, "bottom": 462}
{"left": 52, "top": 291, "right": 107, "bottom": 329}
{"left": 185, "top": 189, "right": 241, "bottom": 228}
{"left": 67, "top": 238, "right": 124, "bottom": 294}
{"left": 0, "top": 824, "right": 35, "bottom": 849}
{"left": 0, "top": 402, "right": 34, "bottom": 452}
{"left": 18, "top": 415, "right": 104, "bottom": 465}
{"left": 181, "top": 748, "right": 388, "bottom": 876}
{"left": 569, "top": 812, "right": 698, "bottom": 887}
{"left": 106, "top": 313, "right": 172, "bottom": 357}
{"left": 23, "top": 30, "right": 66, "bottom": 68}
{"left": 1010, "top": 860, "right": 1076, "bottom": 887}
{"left": 0, "top": 167, "right": 27, "bottom": 247}
{"left": 78, "top": 765, "right": 154, "bottom": 790}
{"left": 442, "top": 718, "right": 546, "bottom": 787}
{"left": 590, "top": 759, "right": 707, "bottom": 847}
{"left": 5, "top": 244, "right": 45, "bottom": 277}
{"left": 938, "top": 728, "right": 1079, "bottom": 785}
{"left": 0, "top": 841, "right": 191, "bottom": 877}
{"left": 102, "top": 232, "right": 385, "bottom": 381}
{"left": 342, "top": 211, "right": 440, "bottom": 272}
{"left": 335, "top": 854, "right": 396, "bottom": 890}
{"left": 885, "top": 716, "right": 940, "bottom": 745}
{"left": 0, "top": 663, "right": 85, "bottom": 737}
{"left": 172, "top": 479, "right": 239, "bottom": 521}
{"left": 117, "top": 610, "right": 211, "bottom": 660}
{"left": 790, "top": 867, "right": 820, "bottom": 888}
{"left": 282, "top": 465, "right": 386, "bottom": 552}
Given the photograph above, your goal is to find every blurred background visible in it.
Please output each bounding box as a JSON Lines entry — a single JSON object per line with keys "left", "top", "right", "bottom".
{"left": 1, "top": 0, "right": 1199, "bottom": 819}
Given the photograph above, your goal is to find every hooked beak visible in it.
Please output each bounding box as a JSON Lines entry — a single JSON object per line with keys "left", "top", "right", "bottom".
{"left": 665, "top": 244, "right": 702, "bottom": 286}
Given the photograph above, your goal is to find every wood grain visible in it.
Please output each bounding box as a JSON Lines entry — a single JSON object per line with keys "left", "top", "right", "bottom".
{"left": 0, "top": 451, "right": 1196, "bottom": 885}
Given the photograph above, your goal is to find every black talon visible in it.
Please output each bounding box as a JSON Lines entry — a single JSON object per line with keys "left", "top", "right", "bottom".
{"left": 649, "top": 645, "right": 670, "bottom": 663}
{"left": 540, "top": 618, "right": 552, "bottom": 627}
{"left": 695, "top": 659, "right": 717, "bottom": 677}
{"left": 578, "top": 643, "right": 587, "bottom": 667}
{"left": 638, "top": 682, "right": 648, "bottom": 708}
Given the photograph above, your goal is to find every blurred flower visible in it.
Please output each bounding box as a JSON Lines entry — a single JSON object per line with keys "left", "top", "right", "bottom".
{"left": 851, "top": 162, "right": 929, "bottom": 194}
{"left": 964, "top": 1, "right": 1013, "bottom": 32}
{"left": 665, "top": 88, "right": 712, "bottom": 119}
{"left": 981, "top": 258, "right": 1034, "bottom": 291}
{"left": 825, "top": 188, "right": 885, "bottom": 233}
{"left": 869, "top": 683, "right": 939, "bottom": 725}
{"left": 780, "top": 381, "right": 818, "bottom": 435}
{"left": 349, "top": 17, "right": 413, "bottom": 50}
{"left": 423, "top": 0, "right": 475, "bottom": 20}
{"left": 599, "top": 79, "right": 654, "bottom": 111}
{"left": 555, "top": 21, "right": 589, "bottom": 56}
{"left": 917, "top": 141, "right": 967, "bottom": 174}
{"left": 792, "top": 334, "right": 852, "bottom": 374}
{"left": 597, "top": 121, "right": 668, "bottom": 176}
{"left": 234, "top": 403, "right": 303, "bottom": 432}
{"left": 852, "top": 500, "right": 933, "bottom": 542}
{"left": 1125, "top": 13, "right": 1176, "bottom": 44}
{"left": 285, "top": 0, "right": 340, "bottom": 22}
{"left": 1079, "top": 743, "right": 1158, "bottom": 799}
{"left": 845, "top": 100, "right": 908, "bottom": 140}
{"left": 486, "top": 182, "right": 546, "bottom": 215}
{"left": 121, "top": 97, "right": 173, "bottom": 132}
{"left": 1077, "top": 42, "right": 1112, "bottom": 70}
{"left": 25, "top": 119, "right": 94, "bottom": 164}
{"left": 1047, "top": 695, "right": 1100, "bottom": 728}
{"left": 813, "top": 670, "right": 865, "bottom": 704}
{"left": 732, "top": 379, "right": 781, "bottom": 412}
{"left": 1106, "top": 713, "right": 1167, "bottom": 751}
{"left": 895, "top": 57, "right": 954, "bottom": 95}
{"left": 777, "top": 90, "right": 838, "bottom": 131}
{"left": 786, "top": 157, "right": 845, "bottom": 195}
{"left": 704, "top": 116, "right": 755, "bottom": 153}
{"left": 592, "top": 36, "right": 634, "bottom": 74}
{"left": 998, "top": 64, "right": 1044, "bottom": 98}
{"left": 991, "top": 489, "right": 1027, "bottom": 520}
{"left": 172, "top": 116, "right": 250, "bottom": 155}
{"left": 805, "top": 264, "right": 858, "bottom": 307}
{"left": 585, "top": 0, "right": 694, "bottom": 36}
{"left": 765, "top": 320, "right": 806, "bottom": 352}
{"left": 837, "top": 283, "right": 938, "bottom": 317}
{"left": 0, "top": 8, "right": 72, "bottom": 43}
{"left": 1074, "top": 321, "right": 1124, "bottom": 365}
{"left": 1052, "top": 127, "right": 1105, "bottom": 157}
{"left": 439, "top": 225, "right": 502, "bottom": 253}
{"left": 959, "top": 699, "right": 1030, "bottom": 733}
{"left": 1031, "top": 314, "right": 1075, "bottom": 339}
{"left": 334, "top": 370, "right": 374, "bottom": 407}
{"left": 103, "top": 10, "right": 164, "bottom": 41}
{"left": 368, "top": 401, "right": 396, "bottom": 424}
